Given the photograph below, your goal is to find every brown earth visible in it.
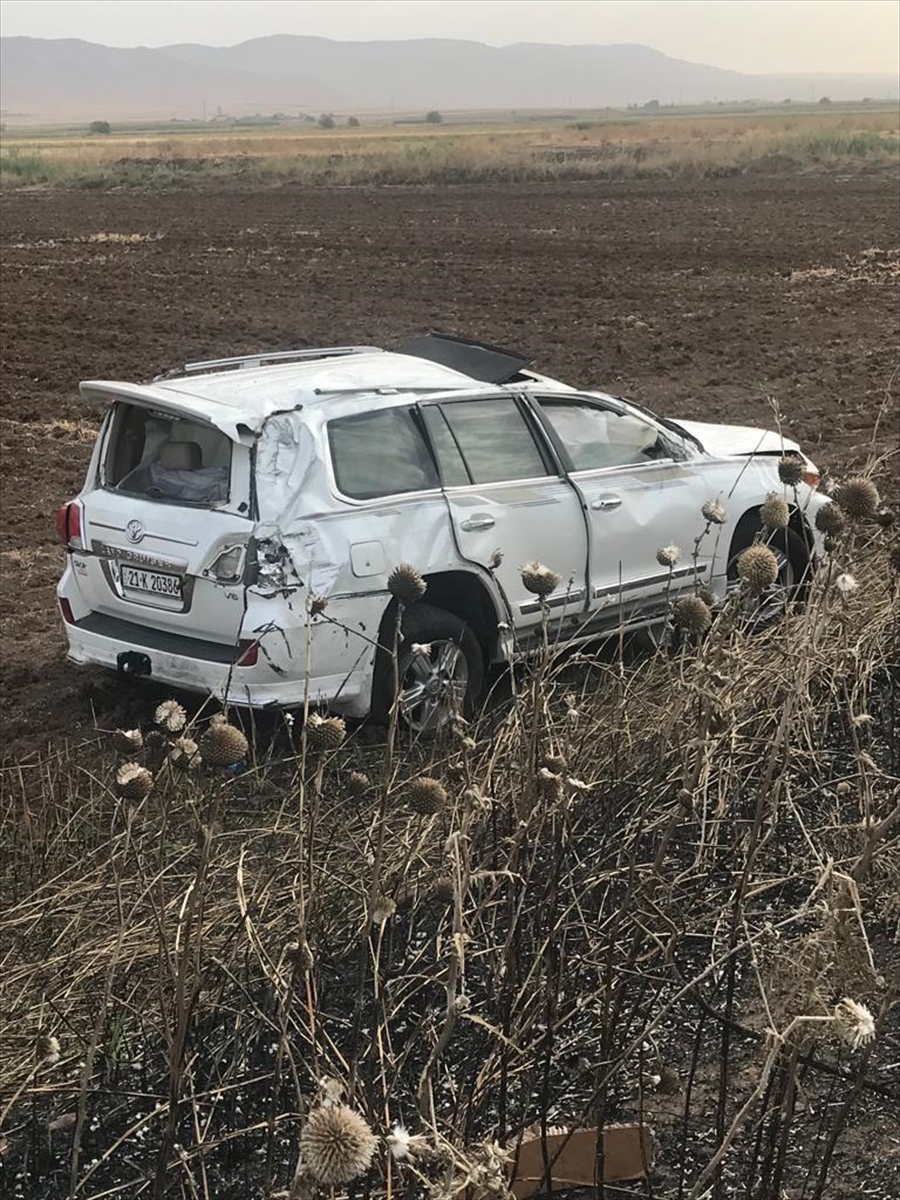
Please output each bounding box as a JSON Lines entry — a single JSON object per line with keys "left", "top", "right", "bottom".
{"left": 1, "top": 175, "right": 898, "bottom": 755}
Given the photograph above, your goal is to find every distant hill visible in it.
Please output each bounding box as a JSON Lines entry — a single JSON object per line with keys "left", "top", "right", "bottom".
{"left": 1, "top": 35, "right": 896, "bottom": 121}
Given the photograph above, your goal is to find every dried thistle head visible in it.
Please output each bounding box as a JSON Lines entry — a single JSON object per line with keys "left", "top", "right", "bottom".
{"left": 835, "top": 573, "right": 858, "bottom": 596}
{"left": 673, "top": 594, "right": 712, "bottom": 637}
{"left": 488, "top": 548, "right": 503, "bottom": 570}
{"left": 345, "top": 770, "right": 370, "bottom": 796}
{"left": 113, "top": 728, "right": 143, "bottom": 755}
{"left": 300, "top": 1104, "right": 376, "bottom": 1185}
{"left": 305, "top": 713, "right": 346, "bottom": 752}
{"left": 874, "top": 507, "right": 895, "bottom": 528}
{"left": 702, "top": 498, "right": 728, "bottom": 525}
{"left": 309, "top": 593, "right": 328, "bottom": 616}
{"left": 833, "top": 997, "right": 876, "bottom": 1050}
{"left": 520, "top": 561, "right": 561, "bottom": 597}
{"left": 168, "top": 736, "right": 202, "bottom": 771}
{"left": 890, "top": 541, "right": 900, "bottom": 574}
{"left": 696, "top": 586, "right": 716, "bottom": 607}
{"left": 834, "top": 476, "right": 879, "bottom": 521}
{"left": 656, "top": 544, "right": 680, "bottom": 567}
{"left": 778, "top": 456, "right": 804, "bottom": 486}
{"left": 36, "top": 1033, "right": 60, "bottom": 1064}
{"left": 388, "top": 563, "right": 426, "bottom": 605}
{"left": 737, "top": 544, "right": 780, "bottom": 592}
{"left": 760, "top": 492, "right": 790, "bottom": 530}
{"left": 115, "top": 762, "right": 153, "bottom": 800}
{"left": 199, "top": 721, "right": 248, "bottom": 767}
{"left": 431, "top": 876, "right": 455, "bottom": 903}
{"left": 154, "top": 699, "right": 187, "bottom": 733}
{"left": 370, "top": 895, "right": 396, "bottom": 925}
{"left": 536, "top": 766, "right": 564, "bottom": 798}
{"left": 815, "top": 503, "right": 845, "bottom": 537}
{"left": 406, "top": 776, "right": 448, "bottom": 816}
{"left": 388, "top": 1123, "right": 430, "bottom": 1162}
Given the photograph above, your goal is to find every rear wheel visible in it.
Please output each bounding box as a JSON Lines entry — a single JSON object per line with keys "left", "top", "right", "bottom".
{"left": 371, "top": 603, "right": 484, "bottom": 733}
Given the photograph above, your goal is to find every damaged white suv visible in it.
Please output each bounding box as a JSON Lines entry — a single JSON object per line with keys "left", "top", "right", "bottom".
{"left": 57, "top": 336, "right": 827, "bottom": 729}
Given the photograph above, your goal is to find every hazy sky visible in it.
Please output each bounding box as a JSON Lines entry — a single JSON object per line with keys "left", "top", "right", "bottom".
{"left": 1, "top": 0, "right": 898, "bottom": 75}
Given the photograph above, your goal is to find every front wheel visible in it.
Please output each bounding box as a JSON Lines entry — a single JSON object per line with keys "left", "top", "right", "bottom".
{"left": 727, "top": 526, "right": 809, "bottom": 626}
{"left": 371, "top": 603, "right": 484, "bottom": 733}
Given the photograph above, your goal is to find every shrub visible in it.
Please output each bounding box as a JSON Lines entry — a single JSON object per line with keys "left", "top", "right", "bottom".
{"left": 425, "top": 110, "right": 443, "bottom": 124}
{"left": 318, "top": 113, "right": 336, "bottom": 129}
{"left": 88, "top": 120, "right": 111, "bottom": 135}
{"left": 347, "top": 116, "right": 360, "bottom": 128}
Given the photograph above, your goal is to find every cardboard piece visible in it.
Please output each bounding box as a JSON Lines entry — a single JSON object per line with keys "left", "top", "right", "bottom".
{"left": 510, "top": 1123, "right": 654, "bottom": 1197}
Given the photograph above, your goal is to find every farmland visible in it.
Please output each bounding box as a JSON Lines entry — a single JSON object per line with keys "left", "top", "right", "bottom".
{"left": 0, "top": 114, "right": 899, "bottom": 1199}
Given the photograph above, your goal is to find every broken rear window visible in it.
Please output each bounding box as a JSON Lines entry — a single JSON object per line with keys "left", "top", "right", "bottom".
{"left": 105, "top": 405, "right": 232, "bottom": 505}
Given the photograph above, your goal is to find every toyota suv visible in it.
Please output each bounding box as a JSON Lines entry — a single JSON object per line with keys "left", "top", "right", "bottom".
{"left": 57, "top": 335, "right": 827, "bottom": 730}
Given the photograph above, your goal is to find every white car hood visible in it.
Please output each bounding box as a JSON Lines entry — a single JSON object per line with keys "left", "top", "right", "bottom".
{"left": 674, "top": 419, "right": 801, "bottom": 458}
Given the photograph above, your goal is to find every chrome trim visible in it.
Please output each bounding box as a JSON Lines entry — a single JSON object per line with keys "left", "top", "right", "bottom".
{"left": 519, "top": 587, "right": 586, "bottom": 615}
{"left": 92, "top": 540, "right": 188, "bottom": 571}
{"left": 89, "top": 520, "right": 198, "bottom": 548}
{"left": 593, "top": 563, "right": 708, "bottom": 599}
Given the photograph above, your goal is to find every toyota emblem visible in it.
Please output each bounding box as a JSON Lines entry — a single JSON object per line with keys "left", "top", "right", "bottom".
{"left": 125, "top": 519, "right": 145, "bottom": 544}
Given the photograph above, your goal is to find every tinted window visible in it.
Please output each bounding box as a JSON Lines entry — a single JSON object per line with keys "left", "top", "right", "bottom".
{"left": 440, "top": 397, "right": 549, "bottom": 484}
{"left": 329, "top": 407, "right": 439, "bottom": 500}
{"left": 539, "top": 400, "right": 665, "bottom": 471}
{"left": 421, "top": 406, "right": 471, "bottom": 487}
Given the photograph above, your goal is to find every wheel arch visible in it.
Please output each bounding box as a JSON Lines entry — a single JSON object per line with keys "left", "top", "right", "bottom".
{"left": 727, "top": 503, "right": 814, "bottom": 577}
{"left": 374, "top": 568, "right": 506, "bottom": 660}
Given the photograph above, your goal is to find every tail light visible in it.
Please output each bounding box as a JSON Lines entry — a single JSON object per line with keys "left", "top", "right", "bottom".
{"left": 56, "top": 502, "right": 83, "bottom": 547}
{"left": 59, "top": 598, "right": 75, "bottom": 625}
{"left": 801, "top": 469, "right": 820, "bottom": 490}
{"left": 208, "top": 544, "right": 245, "bottom": 582}
{"left": 236, "top": 638, "right": 258, "bottom": 667}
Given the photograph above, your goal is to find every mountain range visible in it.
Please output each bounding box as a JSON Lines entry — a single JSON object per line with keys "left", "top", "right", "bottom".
{"left": 1, "top": 35, "right": 897, "bottom": 121}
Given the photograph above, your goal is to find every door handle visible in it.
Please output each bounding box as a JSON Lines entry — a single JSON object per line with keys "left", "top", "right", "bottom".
{"left": 591, "top": 495, "right": 622, "bottom": 511}
{"left": 460, "top": 514, "right": 496, "bottom": 531}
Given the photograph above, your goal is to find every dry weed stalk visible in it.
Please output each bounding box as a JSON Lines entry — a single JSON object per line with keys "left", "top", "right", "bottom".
{"left": 0, "top": 476, "right": 897, "bottom": 1197}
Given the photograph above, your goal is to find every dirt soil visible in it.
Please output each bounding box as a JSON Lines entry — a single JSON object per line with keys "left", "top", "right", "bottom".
{"left": 1, "top": 175, "right": 898, "bottom": 755}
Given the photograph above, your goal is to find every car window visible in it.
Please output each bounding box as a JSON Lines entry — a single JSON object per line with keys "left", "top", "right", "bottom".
{"left": 106, "top": 405, "right": 232, "bottom": 506}
{"left": 420, "top": 406, "right": 471, "bottom": 487}
{"left": 439, "top": 396, "right": 550, "bottom": 484}
{"left": 538, "top": 399, "right": 668, "bottom": 472}
{"left": 329, "top": 407, "right": 439, "bottom": 500}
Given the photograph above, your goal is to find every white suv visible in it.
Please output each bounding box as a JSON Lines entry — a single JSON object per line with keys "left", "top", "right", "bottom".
{"left": 57, "top": 337, "right": 827, "bottom": 729}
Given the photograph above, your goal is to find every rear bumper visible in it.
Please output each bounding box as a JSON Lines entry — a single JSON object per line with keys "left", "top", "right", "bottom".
{"left": 63, "top": 611, "right": 373, "bottom": 715}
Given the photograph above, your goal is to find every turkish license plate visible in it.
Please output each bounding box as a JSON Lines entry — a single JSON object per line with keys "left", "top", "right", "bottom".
{"left": 120, "top": 565, "right": 183, "bottom": 599}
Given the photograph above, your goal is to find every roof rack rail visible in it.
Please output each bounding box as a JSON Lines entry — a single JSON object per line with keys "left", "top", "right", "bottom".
{"left": 161, "top": 346, "right": 383, "bottom": 379}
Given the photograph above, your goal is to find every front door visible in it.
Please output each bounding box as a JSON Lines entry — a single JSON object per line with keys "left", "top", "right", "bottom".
{"left": 419, "top": 394, "right": 589, "bottom": 634}
{"left": 530, "top": 395, "right": 711, "bottom": 625}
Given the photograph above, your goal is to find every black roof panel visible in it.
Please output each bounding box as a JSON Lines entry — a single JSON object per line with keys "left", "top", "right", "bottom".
{"left": 399, "top": 333, "right": 533, "bottom": 385}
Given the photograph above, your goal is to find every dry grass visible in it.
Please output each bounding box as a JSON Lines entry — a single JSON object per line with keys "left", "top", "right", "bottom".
{"left": 2, "top": 109, "right": 898, "bottom": 188}
{"left": 1, "top": 462, "right": 898, "bottom": 1198}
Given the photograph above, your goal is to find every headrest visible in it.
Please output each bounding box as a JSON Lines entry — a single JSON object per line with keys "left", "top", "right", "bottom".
{"left": 158, "top": 441, "right": 201, "bottom": 471}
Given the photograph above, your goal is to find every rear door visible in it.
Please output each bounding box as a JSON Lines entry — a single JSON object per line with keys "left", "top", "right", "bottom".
{"left": 72, "top": 401, "right": 253, "bottom": 645}
{"left": 529, "top": 394, "right": 712, "bottom": 622}
{"left": 419, "top": 393, "right": 588, "bottom": 633}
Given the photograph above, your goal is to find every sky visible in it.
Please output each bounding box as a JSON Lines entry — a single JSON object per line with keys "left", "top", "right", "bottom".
{"left": 0, "top": 0, "right": 898, "bottom": 76}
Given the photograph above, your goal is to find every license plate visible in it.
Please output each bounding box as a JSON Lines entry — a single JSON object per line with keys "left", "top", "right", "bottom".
{"left": 120, "top": 565, "right": 183, "bottom": 599}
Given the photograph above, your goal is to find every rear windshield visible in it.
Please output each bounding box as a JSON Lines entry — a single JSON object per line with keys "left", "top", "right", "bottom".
{"left": 104, "top": 405, "right": 232, "bottom": 506}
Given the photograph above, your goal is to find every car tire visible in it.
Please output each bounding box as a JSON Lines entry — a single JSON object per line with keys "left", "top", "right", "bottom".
{"left": 370, "top": 602, "right": 484, "bottom": 733}
{"left": 727, "top": 523, "right": 810, "bottom": 625}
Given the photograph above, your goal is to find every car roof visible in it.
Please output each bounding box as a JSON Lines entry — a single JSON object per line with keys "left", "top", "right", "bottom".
{"left": 79, "top": 350, "right": 487, "bottom": 438}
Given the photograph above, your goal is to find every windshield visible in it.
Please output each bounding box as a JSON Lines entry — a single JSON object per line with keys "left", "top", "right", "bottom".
{"left": 104, "top": 404, "right": 232, "bottom": 506}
